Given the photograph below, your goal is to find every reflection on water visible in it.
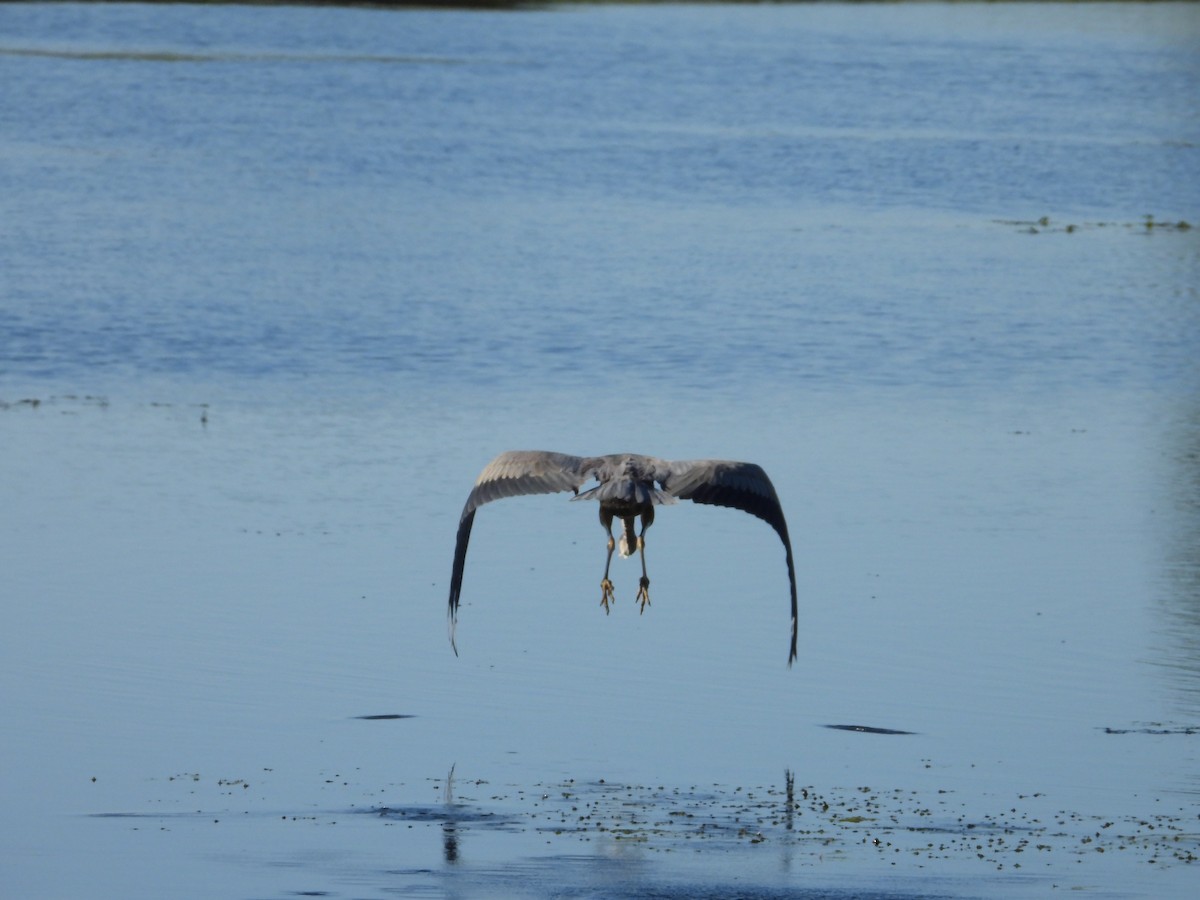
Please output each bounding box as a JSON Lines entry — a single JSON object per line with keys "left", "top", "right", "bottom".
{"left": 1, "top": 2, "right": 1199, "bottom": 898}
{"left": 1157, "top": 399, "right": 1200, "bottom": 720}
{"left": 364, "top": 770, "right": 1199, "bottom": 893}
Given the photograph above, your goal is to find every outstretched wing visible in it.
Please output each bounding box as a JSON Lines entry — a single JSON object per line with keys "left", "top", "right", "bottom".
{"left": 448, "top": 451, "right": 596, "bottom": 654}
{"left": 660, "top": 459, "right": 799, "bottom": 666}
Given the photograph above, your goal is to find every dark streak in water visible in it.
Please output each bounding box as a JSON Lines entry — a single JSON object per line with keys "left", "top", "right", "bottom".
{"left": 0, "top": 46, "right": 467, "bottom": 66}
{"left": 354, "top": 713, "right": 416, "bottom": 720}
{"left": 823, "top": 724, "right": 916, "bottom": 735}
{"left": 370, "top": 805, "right": 521, "bottom": 827}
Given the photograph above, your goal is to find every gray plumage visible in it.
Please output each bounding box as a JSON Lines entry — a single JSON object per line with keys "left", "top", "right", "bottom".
{"left": 447, "top": 451, "right": 799, "bottom": 666}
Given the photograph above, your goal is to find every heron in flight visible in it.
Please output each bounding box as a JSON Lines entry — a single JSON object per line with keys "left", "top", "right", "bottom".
{"left": 447, "top": 451, "right": 799, "bottom": 665}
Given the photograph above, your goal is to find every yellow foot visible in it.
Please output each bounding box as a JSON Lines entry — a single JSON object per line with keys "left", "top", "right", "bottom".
{"left": 636, "top": 576, "right": 651, "bottom": 614}
{"left": 600, "top": 578, "right": 615, "bottom": 614}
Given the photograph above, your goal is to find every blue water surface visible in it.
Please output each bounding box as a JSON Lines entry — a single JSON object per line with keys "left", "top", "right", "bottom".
{"left": 1, "top": 3, "right": 1198, "bottom": 898}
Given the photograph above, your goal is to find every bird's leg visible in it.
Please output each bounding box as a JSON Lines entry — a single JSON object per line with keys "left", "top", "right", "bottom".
{"left": 635, "top": 539, "right": 651, "bottom": 613}
{"left": 599, "top": 508, "right": 616, "bottom": 613}
{"left": 601, "top": 538, "right": 616, "bottom": 613}
{"left": 635, "top": 508, "right": 653, "bottom": 613}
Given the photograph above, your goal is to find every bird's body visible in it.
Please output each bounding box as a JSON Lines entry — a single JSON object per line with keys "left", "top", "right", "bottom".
{"left": 447, "top": 451, "right": 799, "bottom": 665}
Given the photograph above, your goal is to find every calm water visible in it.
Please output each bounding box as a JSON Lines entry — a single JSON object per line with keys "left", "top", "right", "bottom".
{"left": 2, "top": 3, "right": 1199, "bottom": 898}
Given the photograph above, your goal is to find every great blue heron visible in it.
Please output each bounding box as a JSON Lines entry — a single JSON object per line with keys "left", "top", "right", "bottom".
{"left": 447, "top": 451, "right": 799, "bottom": 665}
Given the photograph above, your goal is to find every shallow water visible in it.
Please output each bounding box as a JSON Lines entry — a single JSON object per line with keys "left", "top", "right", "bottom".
{"left": 1, "top": 2, "right": 1199, "bottom": 897}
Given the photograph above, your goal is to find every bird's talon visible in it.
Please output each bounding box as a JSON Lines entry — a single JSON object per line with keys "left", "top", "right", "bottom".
{"left": 636, "top": 576, "right": 651, "bottom": 614}
{"left": 600, "top": 578, "right": 616, "bottom": 614}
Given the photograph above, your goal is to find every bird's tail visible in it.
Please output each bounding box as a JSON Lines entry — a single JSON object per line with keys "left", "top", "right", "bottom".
{"left": 573, "top": 484, "right": 677, "bottom": 506}
{"left": 618, "top": 517, "right": 638, "bottom": 557}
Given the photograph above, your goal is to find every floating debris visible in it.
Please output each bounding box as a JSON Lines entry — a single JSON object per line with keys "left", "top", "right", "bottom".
{"left": 97, "top": 769, "right": 1199, "bottom": 876}
{"left": 1102, "top": 723, "right": 1198, "bottom": 736}
{"left": 322, "top": 776, "right": 1200, "bottom": 871}
{"left": 0, "top": 397, "right": 42, "bottom": 410}
{"left": 995, "top": 215, "right": 1194, "bottom": 235}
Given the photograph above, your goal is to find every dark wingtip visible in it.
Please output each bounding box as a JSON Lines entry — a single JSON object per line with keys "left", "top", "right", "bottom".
{"left": 447, "top": 508, "right": 475, "bottom": 660}
{"left": 789, "top": 601, "right": 798, "bottom": 667}
{"left": 786, "top": 546, "right": 798, "bottom": 669}
{"left": 448, "top": 606, "right": 459, "bottom": 657}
